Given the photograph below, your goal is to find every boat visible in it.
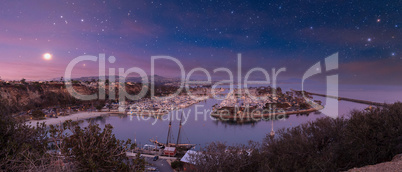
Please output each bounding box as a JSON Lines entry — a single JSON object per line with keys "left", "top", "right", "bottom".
{"left": 150, "top": 113, "right": 196, "bottom": 150}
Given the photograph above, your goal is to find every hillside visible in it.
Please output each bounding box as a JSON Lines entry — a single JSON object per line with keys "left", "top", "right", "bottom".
{"left": 348, "top": 154, "right": 402, "bottom": 172}
{"left": 72, "top": 75, "right": 181, "bottom": 84}
{"left": 0, "top": 83, "right": 93, "bottom": 115}
{"left": 0, "top": 81, "right": 178, "bottom": 116}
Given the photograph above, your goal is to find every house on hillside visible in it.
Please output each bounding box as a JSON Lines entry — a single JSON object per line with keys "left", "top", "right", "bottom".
{"left": 180, "top": 150, "right": 201, "bottom": 171}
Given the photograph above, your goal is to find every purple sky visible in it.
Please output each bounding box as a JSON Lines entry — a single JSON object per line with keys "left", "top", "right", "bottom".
{"left": 0, "top": 0, "right": 401, "bottom": 85}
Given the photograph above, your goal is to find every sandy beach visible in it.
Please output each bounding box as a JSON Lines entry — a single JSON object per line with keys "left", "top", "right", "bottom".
{"left": 26, "top": 112, "right": 109, "bottom": 127}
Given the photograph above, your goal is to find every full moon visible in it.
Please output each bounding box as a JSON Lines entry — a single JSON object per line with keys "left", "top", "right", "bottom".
{"left": 43, "top": 53, "right": 52, "bottom": 60}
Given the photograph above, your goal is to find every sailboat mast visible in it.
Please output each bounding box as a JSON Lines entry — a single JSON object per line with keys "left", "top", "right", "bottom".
{"left": 134, "top": 133, "right": 137, "bottom": 145}
{"left": 176, "top": 113, "right": 183, "bottom": 145}
{"left": 271, "top": 120, "right": 274, "bottom": 131}
{"left": 270, "top": 119, "right": 275, "bottom": 137}
{"left": 166, "top": 114, "right": 172, "bottom": 146}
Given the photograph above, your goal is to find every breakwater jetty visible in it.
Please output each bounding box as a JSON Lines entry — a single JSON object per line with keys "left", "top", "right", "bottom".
{"left": 302, "top": 91, "right": 386, "bottom": 107}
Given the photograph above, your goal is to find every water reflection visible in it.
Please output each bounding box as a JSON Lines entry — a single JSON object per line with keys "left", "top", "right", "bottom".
{"left": 77, "top": 98, "right": 325, "bottom": 148}
{"left": 76, "top": 85, "right": 401, "bottom": 148}
{"left": 211, "top": 118, "right": 258, "bottom": 126}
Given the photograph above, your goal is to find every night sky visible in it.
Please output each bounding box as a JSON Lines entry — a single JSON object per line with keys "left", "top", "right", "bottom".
{"left": 0, "top": 0, "right": 401, "bottom": 85}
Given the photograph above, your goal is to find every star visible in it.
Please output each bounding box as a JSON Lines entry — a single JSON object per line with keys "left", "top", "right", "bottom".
{"left": 377, "top": 19, "right": 381, "bottom": 22}
{"left": 367, "top": 38, "right": 372, "bottom": 42}
{"left": 81, "top": 19, "right": 84, "bottom": 22}
{"left": 391, "top": 52, "right": 396, "bottom": 56}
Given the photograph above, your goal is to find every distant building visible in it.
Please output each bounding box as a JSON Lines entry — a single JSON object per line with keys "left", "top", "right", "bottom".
{"left": 163, "top": 147, "right": 176, "bottom": 156}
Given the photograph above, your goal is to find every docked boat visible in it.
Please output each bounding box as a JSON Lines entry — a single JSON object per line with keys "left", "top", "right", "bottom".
{"left": 150, "top": 113, "right": 196, "bottom": 150}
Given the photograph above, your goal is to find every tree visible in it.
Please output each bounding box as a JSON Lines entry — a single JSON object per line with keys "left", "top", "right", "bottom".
{"left": 49, "top": 121, "right": 144, "bottom": 171}
{"left": 189, "top": 142, "right": 262, "bottom": 172}
{"left": 20, "top": 78, "right": 26, "bottom": 84}
{"left": 95, "top": 104, "right": 103, "bottom": 111}
{"left": 191, "top": 103, "right": 402, "bottom": 171}
{"left": 261, "top": 103, "right": 402, "bottom": 171}
{"left": 274, "top": 87, "right": 282, "bottom": 96}
{"left": 299, "top": 102, "right": 311, "bottom": 109}
{"left": 31, "top": 110, "right": 45, "bottom": 119}
{"left": 261, "top": 117, "right": 348, "bottom": 171}
{"left": 337, "top": 103, "right": 402, "bottom": 169}
{"left": 276, "top": 102, "right": 290, "bottom": 109}
{"left": 171, "top": 160, "right": 183, "bottom": 170}
{"left": 72, "top": 80, "right": 79, "bottom": 84}
{"left": 95, "top": 101, "right": 106, "bottom": 111}
{"left": 132, "top": 152, "right": 146, "bottom": 171}
{"left": 0, "top": 114, "right": 51, "bottom": 171}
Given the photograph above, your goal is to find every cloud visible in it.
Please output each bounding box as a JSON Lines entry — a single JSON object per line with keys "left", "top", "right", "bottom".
{"left": 299, "top": 27, "right": 401, "bottom": 47}
{"left": 118, "top": 19, "right": 163, "bottom": 38}
{"left": 339, "top": 58, "right": 402, "bottom": 85}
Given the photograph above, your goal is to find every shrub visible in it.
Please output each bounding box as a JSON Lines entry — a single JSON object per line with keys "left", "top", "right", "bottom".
{"left": 191, "top": 102, "right": 402, "bottom": 171}
{"left": 171, "top": 160, "right": 183, "bottom": 170}
{"left": 0, "top": 114, "right": 49, "bottom": 171}
{"left": 261, "top": 102, "right": 402, "bottom": 171}
{"left": 31, "top": 110, "right": 45, "bottom": 119}
{"left": 337, "top": 103, "right": 402, "bottom": 169}
{"left": 49, "top": 121, "right": 143, "bottom": 171}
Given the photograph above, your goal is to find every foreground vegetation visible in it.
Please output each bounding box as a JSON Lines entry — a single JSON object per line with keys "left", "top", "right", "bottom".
{"left": 190, "top": 102, "right": 402, "bottom": 171}
{"left": 0, "top": 116, "right": 145, "bottom": 171}
{"left": 1, "top": 102, "right": 401, "bottom": 171}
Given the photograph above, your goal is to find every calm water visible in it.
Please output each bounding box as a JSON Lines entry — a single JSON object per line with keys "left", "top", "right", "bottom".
{"left": 79, "top": 84, "right": 402, "bottom": 149}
